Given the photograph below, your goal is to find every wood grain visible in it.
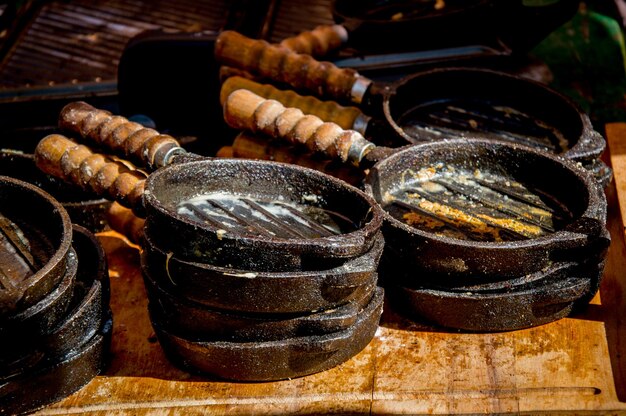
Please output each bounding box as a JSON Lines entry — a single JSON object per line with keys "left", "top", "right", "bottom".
{"left": 35, "top": 125, "right": 626, "bottom": 415}
{"left": 215, "top": 31, "right": 361, "bottom": 103}
{"left": 220, "top": 76, "right": 366, "bottom": 132}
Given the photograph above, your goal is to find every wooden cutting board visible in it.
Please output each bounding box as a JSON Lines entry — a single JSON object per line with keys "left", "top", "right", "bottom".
{"left": 35, "top": 124, "right": 626, "bottom": 415}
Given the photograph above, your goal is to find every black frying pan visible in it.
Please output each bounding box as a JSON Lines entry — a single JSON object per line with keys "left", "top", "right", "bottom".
{"left": 0, "top": 225, "right": 109, "bottom": 376}
{"left": 35, "top": 103, "right": 383, "bottom": 272}
{"left": 215, "top": 31, "right": 607, "bottom": 170}
{"left": 150, "top": 287, "right": 383, "bottom": 381}
{"left": 223, "top": 89, "right": 610, "bottom": 281}
{"left": 141, "top": 227, "right": 382, "bottom": 314}
{"left": 0, "top": 176, "right": 73, "bottom": 318}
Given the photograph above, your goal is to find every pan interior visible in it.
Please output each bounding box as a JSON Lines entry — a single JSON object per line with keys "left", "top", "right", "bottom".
{"left": 370, "top": 143, "right": 589, "bottom": 242}
{"left": 177, "top": 193, "right": 356, "bottom": 239}
{"left": 399, "top": 97, "right": 569, "bottom": 154}
{"left": 147, "top": 160, "right": 374, "bottom": 240}
{"left": 0, "top": 179, "right": 62, "bottom": 293}
{"left": 389, "top": 69, "right": 584, "bottom": 155}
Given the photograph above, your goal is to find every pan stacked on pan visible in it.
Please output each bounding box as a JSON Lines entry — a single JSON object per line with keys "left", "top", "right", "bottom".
{"left": 34, "top": 102, "right": 387, "bottom": 381}
{"left": 218, "top": 82, "right": 610, "bottom": 332}
{"left": 0, "top": 177, "right": 111, "bottom": 414}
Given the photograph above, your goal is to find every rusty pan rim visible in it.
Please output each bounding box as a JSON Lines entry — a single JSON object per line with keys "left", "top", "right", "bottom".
{"left": 144, "top": 159, "right": 384, "bottom": 257}
{"left": 382, "top": 67, "right": 605, "bottom": 162}
{"left": 0, "top": 176, "right": 73, "bottom": 314}
{"left": 365, "top": 138, "right": 605, "bottom": 251}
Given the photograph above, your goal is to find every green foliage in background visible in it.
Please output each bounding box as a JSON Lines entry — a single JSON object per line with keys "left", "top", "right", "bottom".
{"left": 531, "top": 1, "right": 626, "bottom": 127}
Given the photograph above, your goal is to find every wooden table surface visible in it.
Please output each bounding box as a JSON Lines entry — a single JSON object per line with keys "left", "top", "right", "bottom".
{"left": 34, "top": 124, "right": 626, "bottom": 415}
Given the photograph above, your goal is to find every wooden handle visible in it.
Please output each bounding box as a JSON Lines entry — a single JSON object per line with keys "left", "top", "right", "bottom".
{"left": 35, "top": 134, "right": 147, "bottom": 217}
{"left": 231, "top": 132, "right": 364, "bottom": 186}
{"left": 279, "top": 25, "right": 347, "bottom": 56}
{"left": 215, "top": 31, "right": 371, "bottom": 104}
{"left": 220, "top": 76, "right": 369, "bottom": 133}
{"left": 107, "top": 202, "right": 145, "bottom": 245}
{"left": 223, "top": 89, "right": 374, "bottom": 165}
{"left": 58, "top": 102, "right": 185, "bottom": 171}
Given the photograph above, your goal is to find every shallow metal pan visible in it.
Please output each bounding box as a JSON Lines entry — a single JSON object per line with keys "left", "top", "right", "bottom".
{"left": 0, "top": 176, "right": 73, "bottom": 317}
{"left": 150, "top": 288, "right": 383, "bottom": 381}
{"left": 145, "top": 270, "right": 375, "bottom": 341}
{"left": 142, "top": 228, "right": 382, "bottom": 314}
{"left": 0, "top": 226, "right": 108, "bottom": 376}
{"left": 35, "top": 103, "right": 383, "bottom": 272}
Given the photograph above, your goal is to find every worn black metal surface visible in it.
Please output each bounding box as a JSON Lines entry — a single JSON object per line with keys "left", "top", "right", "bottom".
{"left": 151, "top": 287, "right": 383, "bottom": 381}
{"left": 386, "top": 264, "right": 603, "bottom": 332}
{"left": 0, "top": 225, "right": 109, "bottom": 380}
{"left": 145, "top": 274, "right": 375, "bottom": 341}
{"left": 0, "top": 314, "right": 112, "bottom": 415}
{"left": 145, "top": 158, "right": 383, "bottom": 272}
{"left": 0, "top": 176, "right": 73, "bottom": 317}
{"left": 364, "top": 139, "right": 610, "bottom": 281}
{"left": 0, "top": 248, "right": 77, "bottom": 347}
{"left": 382, "top": 251, "right": 607, "bottom": 331}
{"left": 141, "top": 229, "right": 383, "bottom": 314}
{"left": 382, "top": 67, "right": 607, "bottom": 164}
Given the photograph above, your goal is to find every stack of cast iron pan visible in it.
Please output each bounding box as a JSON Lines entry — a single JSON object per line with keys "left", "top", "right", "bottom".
{"left": 34, "top": 102, "right": 386, "bottom": 381}
{"left": 0, "top": 176, "right": 111, "bottom": 414}
{"left": 214, "top": 27, "right": 611, "bottom": 332}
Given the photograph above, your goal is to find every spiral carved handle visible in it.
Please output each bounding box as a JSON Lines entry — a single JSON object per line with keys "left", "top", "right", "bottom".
{"left": 58, "top": 101, "right": 185, "bottom": 171}
{"left": 220, "top": 76, "right": 368, "bottom": 133}
{"left": 230, "top": 131, "right": 364, "bottom": 186}
{"left": 223, "top": 89, "right": 374, "bottom": 165}
{"left": 215, "top": 31, "right": 371, "bottom": 104}
{"left": 35, "top": 134, "right": 147, "bottom": 217}
{"left": 279, "top": 25, "right": 347, "bottom": 56}
{"left": 107, "top": 202, "right": 145, "bottom": 245}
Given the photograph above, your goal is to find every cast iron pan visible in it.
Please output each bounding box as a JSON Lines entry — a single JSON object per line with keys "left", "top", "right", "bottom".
{"left": 0, "top": 225, "right": 109, "bottom": 376}
{"left": 331, "top": 0, "right": 578, "bottom": 55}
{"left": 0, "top": 248, "right": 76, "bottom": 352}
{"left": 0, "top": 144, "right": 111, "bottom": 232}
{"left": 223, "top": 90, "right": 610, "bottom": 281}
{"left": 150, "top": 287, "right": 383, "bottom": 381}
{"left": 0, "top": 176, "right": 73, "bottom": 317}
{"left": 34, "top": 103, "right": 383, "bottom": 272}
{"left": 144, "top": 266, "right": 376, "bottom": 341}
{"left": 141, "top": 227, "right": 382, "bottom": 314}
{"left": 382, "top": 256, "right": 606, "bottom": 331}
{"left": 0, "top": 314, "right": 112, "bottom": 415}
{"left": 214, "top": 32, "right": 608, "bottom": 173}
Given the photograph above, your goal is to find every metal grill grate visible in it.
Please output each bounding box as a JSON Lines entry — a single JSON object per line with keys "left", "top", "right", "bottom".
{"left": 399, "top": 99, "right": 569, "bottom": 154}
{"left": 384, "top": 165, "right": 571, "bottom": 242}
{"left": 177, "top": 193, "right": 357, "bottom": 239}
{"left": 0, "top": 0, "right": 228, "bottom": 89}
